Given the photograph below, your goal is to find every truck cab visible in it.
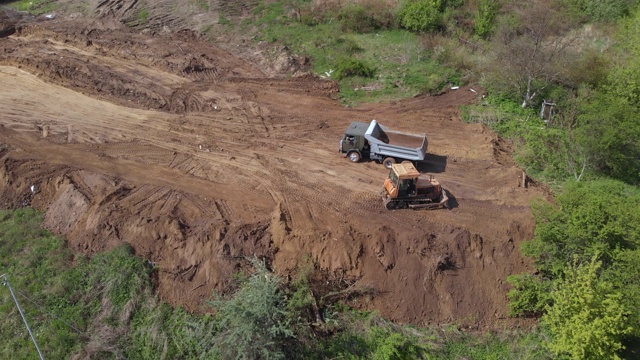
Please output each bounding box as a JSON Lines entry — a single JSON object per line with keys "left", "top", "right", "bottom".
{"left": 339, "top": 122, "right": 370, "bottom": 162}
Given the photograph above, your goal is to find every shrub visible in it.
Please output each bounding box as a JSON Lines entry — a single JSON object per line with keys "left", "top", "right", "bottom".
{"left": 474, "top": 0, "right": 500, "bottom": 38}
{"left": 338, "top": 1, "right": 397, "bottom": 33}
{"left": 339, "top": 3, "right": 379, "bottom": 33}
{"left": 399, "top": 0, "right": 445, "bottom": 32}
{"left": 544, "top": 255, "right": 633, "bottom": 359}
{"left": 209, "top": 259, "right": 294, "bottom": 360}
{"left": 138, "top": 8, "right": 149, "bottom": 24}
{"left": 335, "top": 58, "right": 376, "bottom": 80}
{"left": 523, "top": 179, "right": 640, "bottom": 277}
{"left": 369, "top": 327, "right": 426, "bottom": 360}
{"left": 506, "top": 274, "right": 553, "bottom": 317}
{"left": 565, "top": 0, "right": 635, "bottom": 22}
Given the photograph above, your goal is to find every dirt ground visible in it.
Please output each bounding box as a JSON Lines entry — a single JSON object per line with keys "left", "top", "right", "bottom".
{"left": 0, "top": 8, "right": 550, "bottom": 329}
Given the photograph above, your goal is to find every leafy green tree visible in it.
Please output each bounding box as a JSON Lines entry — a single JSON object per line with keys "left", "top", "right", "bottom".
{"left": 572, "top": 7, "right": 640, "bottom": 184}
{"left": 473, "top": 0, "right": 500, "bottom": 39}
{"left": 543, "top": 255, "right": 633, "bottom": 359}
{"left": 506, "top": 274, "right": 553, "bottom": 317}
{"left": 399, "top": 0, "right": 444, "bottom": 32}
{"left": 516, "top": 121, "right": 593, "bottom": 182}
{"left": 564, "top": 0, "right": 635, "bottom": 22}
{"left": 523, "top": 180, "right": 640, "bottom": 277}
{"left": 603, "top": 249, "right": 640, "bottom": 337}
{"left": 575, "top": 84, "right": 640, "bottom": 184}
{"left": 210, "top": 259, "right": 294, "bottom": 360}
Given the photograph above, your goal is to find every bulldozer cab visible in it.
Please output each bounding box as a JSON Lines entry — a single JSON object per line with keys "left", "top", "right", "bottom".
{"left": 386, "top": 162, "right": 419, "bottom": 198}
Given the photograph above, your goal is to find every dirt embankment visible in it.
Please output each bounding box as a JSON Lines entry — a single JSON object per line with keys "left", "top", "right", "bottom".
{"left": 0, "top": 11, "right": 549, "bottom": 329}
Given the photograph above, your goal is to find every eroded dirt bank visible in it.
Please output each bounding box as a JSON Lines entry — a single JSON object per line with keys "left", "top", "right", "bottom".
{"left": 0, "top": 15, "right": 549, "bottom": 328}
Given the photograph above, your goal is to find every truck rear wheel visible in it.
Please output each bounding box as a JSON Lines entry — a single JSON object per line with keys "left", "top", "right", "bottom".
{"left": 383, "top": 157, "right": 396, "bottom": 169}
{"left": 348, "top": 151, "right": 361, "bottom": 163}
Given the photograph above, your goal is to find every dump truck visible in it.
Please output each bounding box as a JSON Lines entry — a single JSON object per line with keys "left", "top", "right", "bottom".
{"left": 382, "top": 162, "right": 448, "bottom": 210}
{"left": 339, "top": 120, "right": 428, "bottom": 168}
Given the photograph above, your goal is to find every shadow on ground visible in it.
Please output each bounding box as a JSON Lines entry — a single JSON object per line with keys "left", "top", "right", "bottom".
{"left": 417, "top": 153, "right": 447, "bottom": 173}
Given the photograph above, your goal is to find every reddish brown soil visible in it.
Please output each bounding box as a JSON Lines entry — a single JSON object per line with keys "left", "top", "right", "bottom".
{"left": 0, "top": 11, "right": 549, "bottom": 329}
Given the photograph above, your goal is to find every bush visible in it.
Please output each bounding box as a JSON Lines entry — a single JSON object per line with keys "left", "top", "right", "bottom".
{"left": 338, "top": 2, "right": 397, "bottom": 33}
{"left": 523, "top": 179, "right": 640, "bottom": 277}
{"left": 506, "top": 274, "right": 553, "bottom": 317}
{"left": 369, "top": 327, "right": 426, "bottom": 360}
{"left": 474, "top": 0, "right": 500, "bottom": 38}
{"left": 565, "top": 0, "right": 635, "bottom": 22}
{"left": 209, "top": 259, "right": 294, "bottom": 360}
{"left": 544, "top": 255, "right": 633, "bottom": 359}
{"left": 399, "top": 0, "right": 445, "bottom": 32}
{"left": 603, "top": 249, "right": 640, "bottom": 337}
{"left": 339, "top": 3, "right": 379, "bottom": 33}
{"left": 335, "top": 58, "right": 376, "bottom": 80}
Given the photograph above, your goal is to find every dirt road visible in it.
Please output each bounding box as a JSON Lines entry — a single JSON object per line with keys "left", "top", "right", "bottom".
{"left": 0, "top": 15, "right": 548, "bottom": 328}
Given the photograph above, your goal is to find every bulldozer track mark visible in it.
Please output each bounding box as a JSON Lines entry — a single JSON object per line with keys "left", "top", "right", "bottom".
{"left": 122, "top": 185, "right": 170, "bottom": 210}
{"left": 214, "top": 199, "right": 234, "bottom": 221}
{"left": 169, "top": 153, "right": 191, "bottom": 169}
{"left": 156, "top": 189, "right": 182, "bottom": 214}
{"left": 66, "top": 172, "right": 96, "bottom": 200}
{"left": 96, "top": 185, "right": 133, "bottom": 208}
{"left": 182, "top": 193, "right": 220, "bottom": 219}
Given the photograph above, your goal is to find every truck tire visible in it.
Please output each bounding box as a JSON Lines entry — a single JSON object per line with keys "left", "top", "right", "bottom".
{"left": 348, "top": 151, "right": 361, "bottom": 163}
{"left": 383, "top": 157, "right": 396, "bottom": 169}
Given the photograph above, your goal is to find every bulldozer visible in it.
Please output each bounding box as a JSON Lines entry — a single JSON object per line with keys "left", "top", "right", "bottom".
{"left": 382, "top": 162, "right": 448, "bottom": 210}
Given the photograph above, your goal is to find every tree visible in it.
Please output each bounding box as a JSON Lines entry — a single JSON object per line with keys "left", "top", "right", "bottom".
{"left": 523, "top": 179, "right": 640, "bottom": 277}
{"left": 473, "top": 0, "right": 500, "bottom": 39}
{"left": 564, "top": 0, "right": 636, "bottom": 23}
{"left": 572, "top": 8, "right": 640, "bottom": 185}
{"left": 544, "top": 255, "right": 633, "bottom": 359}
{"left": 210, "top": 259, "right": 294, "bottom": 360}
{"left": 603, "top": 249, "right": 640, "bottom": 337}
{"left": 575, "top": 87, "right": 640, "bottom": 184}
{"left": 506, "top": 274, "right": 552, "bottom": 317}
{"left": 518, "top": 126, "right": 591, "bottom": 181}
{"left": 487, "top": 1, "right": 578, "bottom": 107}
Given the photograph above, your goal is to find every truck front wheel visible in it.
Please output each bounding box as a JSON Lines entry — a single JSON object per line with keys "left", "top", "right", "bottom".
{"left": 383, "top": 157, "right": 396, "bottom": 169}
{"left": 348, "top": 151, "right": 361, "bottom": 163}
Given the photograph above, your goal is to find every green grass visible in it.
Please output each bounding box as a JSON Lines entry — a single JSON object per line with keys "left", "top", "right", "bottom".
{"left": 8, "top": 0, "right": 56, "bottom": 15}
{"left": 138, "top": 7, "right": 150, "bottom": 24}
{"left": 190, "top": 0, "right": 209, "bottom": 11}
{"left": 437, "top": 328, "right": 550, "bottom": 360}
{"left": 0, "top": 208, "right": 159, "bottom": 358}
{"left": 243, "top": 1, "right": 459, "bottom": 105}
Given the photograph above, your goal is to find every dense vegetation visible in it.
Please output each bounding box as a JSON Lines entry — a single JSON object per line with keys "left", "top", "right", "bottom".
{"left": 4, "top": 0, "right": 640, "bottom": 358}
